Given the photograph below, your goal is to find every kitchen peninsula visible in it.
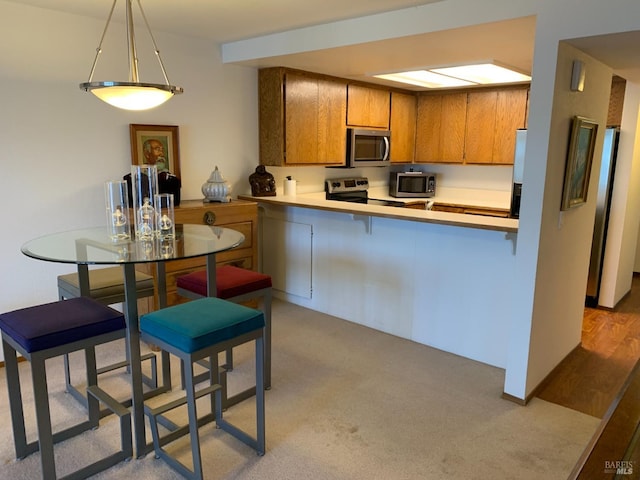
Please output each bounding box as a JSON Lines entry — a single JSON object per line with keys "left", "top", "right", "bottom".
{"left": 240, "top": 187, "right": 517, "bottom": 233}
{"left": 240, "top": 187, "right": 518, "bottom": 370}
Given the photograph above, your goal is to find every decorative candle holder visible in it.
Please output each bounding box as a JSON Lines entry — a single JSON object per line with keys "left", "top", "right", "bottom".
{"left": 135, "top": 238, "right": 157, "bottom": 261}
{"left": 155, "top": 193, "right": 175, "bottom": 240}
{"left": 158, "top": 237, "right": 176, "bottom": 259}
{"left": 104, "top": 180, "right": 131, "bottom": 241}
{"left": 131, "top": 165, "right": 158, "bottom": 240}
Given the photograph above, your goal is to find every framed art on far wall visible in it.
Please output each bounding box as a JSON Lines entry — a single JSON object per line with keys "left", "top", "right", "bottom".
{"left": 561, "top": 116, "right": 598, "bottom": 211}
{"left": 129, "top": 124, "right": 181, "bottom": 178}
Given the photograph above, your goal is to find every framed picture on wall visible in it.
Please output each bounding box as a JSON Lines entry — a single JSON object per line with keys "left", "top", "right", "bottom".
{"left": 129, "top": 124, "right": 181, "bottom": 178}
{"left": 561, "top": 116, "right": 599, "bottom": 211}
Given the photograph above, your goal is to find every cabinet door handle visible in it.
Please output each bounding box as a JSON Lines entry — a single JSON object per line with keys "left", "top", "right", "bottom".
{"left": 203, "top": 211, "right": 216, "bottom": 225}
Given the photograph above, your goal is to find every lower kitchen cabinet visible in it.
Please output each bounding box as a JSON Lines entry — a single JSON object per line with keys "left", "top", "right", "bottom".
{"left": 138, "top": 199, "right": 258, "bottom": 310}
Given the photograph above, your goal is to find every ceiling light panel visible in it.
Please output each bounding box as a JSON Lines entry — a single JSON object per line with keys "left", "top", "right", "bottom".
{"left": 371, "top": 62, "right": 531, "bottom": 89}
{"left": 374, "top": 70, "right": 475, "bottom": 88}
{"left": 431, "top": 63, "right": 531, "bottom": 84}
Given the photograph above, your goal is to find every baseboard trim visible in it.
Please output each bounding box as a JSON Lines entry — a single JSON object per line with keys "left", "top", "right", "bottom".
{"left": 502, "top": 342, "right": 582, "bottom": 407}
{"left": 501, "top": 392, "right": 528, "bottom": 405}
{"left": 0, "top": 356, "right": 26, "bottom": 368}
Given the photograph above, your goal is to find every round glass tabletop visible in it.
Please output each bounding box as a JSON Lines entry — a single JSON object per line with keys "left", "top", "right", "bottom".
{"left": 21, "top": 224, "right": 245, "bottom": 265}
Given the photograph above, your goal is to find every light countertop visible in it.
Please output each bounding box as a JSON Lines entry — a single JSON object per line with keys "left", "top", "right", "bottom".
{"left": 366, "top": 186, "right": 511, "bottom": 210}
{"left": 238, "top": 186, "right": 517, "bottom": 233}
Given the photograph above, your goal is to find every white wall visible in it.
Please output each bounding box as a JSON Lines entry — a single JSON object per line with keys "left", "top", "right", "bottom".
{"left": 508, "top": 42, "right": 612, "bottom": 397}
{"left": 0, "top": 2, "right": 259, "bottom": 362}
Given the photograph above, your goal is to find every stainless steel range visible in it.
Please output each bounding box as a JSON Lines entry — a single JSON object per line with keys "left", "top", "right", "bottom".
{"left": 325, "top": 177, "right": 405, "bottom": 207}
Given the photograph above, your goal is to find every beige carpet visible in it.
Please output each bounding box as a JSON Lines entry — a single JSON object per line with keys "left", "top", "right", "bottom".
{"left": 0, "top": 299, "right": 599, "bottom": 479}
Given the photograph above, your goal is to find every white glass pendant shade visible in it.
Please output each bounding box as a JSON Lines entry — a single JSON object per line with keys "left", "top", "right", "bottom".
{"left": 81, "top": 82, "right": 182, "bottom": 111}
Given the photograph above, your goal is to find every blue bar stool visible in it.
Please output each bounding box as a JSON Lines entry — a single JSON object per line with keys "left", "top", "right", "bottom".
{"left": 0, "top": 297, "right": 133, "bottom": 480}
{"left": 140, "top": 297, "right": 266, "bottom": 480}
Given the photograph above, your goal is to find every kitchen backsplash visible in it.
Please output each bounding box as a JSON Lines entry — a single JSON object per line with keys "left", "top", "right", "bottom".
{"left": 266, "top": 164, "right": 514, "bottom": 195}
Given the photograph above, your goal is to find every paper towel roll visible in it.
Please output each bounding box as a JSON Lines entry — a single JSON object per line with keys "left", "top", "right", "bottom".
{"left": 284, "top": 178, "right": 297, "bottom": 196}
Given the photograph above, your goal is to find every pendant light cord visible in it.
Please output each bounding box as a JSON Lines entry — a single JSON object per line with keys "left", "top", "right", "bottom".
{"left": 85, "top": 0, "right": 173, "bottom": 86}
{"left": 135, "top": 0, "right": 172, "bottom": 85}
{"left": 85, "top": 0, "right": 118, "bottom": 83}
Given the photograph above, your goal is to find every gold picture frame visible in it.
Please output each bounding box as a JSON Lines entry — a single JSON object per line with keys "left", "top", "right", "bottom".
{"left": 561, "top": 116, "right": 598, "bottom": 211}
{"left": 129, "top": 124, "right": 181, "bottom": 178}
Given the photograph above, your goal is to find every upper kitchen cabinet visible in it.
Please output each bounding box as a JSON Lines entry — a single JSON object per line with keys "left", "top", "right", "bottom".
{"left": 259, "top": 67, "right": 347, "bottom": 166}
{"left": 346, "top": 84, "right": 391, "bottom": 129}
{"left": 464, "top": 87, "right": 528, "bottom": 164}
{"left": 389, "top": 91, "right": 417, "bottom": 163}
{"left": 415, "top": 92, "right": 467, "bottom": 163}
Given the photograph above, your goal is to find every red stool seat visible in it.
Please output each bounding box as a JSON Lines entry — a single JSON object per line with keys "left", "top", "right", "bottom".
{"left": 176, "top": 265, "right": 272, "bottom": 299}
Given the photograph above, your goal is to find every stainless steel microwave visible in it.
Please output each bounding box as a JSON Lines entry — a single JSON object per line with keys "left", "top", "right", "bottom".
{"left": 346, "top": 128, "right": 390, "bottom": 167}
{"left": 389, "top": 171, "right": 436, "bottom": 198}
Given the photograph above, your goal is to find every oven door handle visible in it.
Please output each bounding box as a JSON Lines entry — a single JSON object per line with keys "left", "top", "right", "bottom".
{"left": 383, "top": 137, "right": 390, "bottom": 161}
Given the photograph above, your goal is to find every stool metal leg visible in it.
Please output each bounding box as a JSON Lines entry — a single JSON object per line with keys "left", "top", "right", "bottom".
{"left": 214, "top": 335, "right": 265, "bottom": 455}
{"left": 185, "top": 358, "right": 204, "bottom": 480}
{"left": 2, "top": 331, "right": 132, "bottom": 480}
{"left": 3, "top": 338, "right": 29, "bottom": 460}
{"left": 31, "top": 354, "right": 56, "bottom": 480}
{"left": 263, "top": 293, "right": 272, "bottom": 390}
{"left": 256, "top": 335, "right": 266, "bottom": 454}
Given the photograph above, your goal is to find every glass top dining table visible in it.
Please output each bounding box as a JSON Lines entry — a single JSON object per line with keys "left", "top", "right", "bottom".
{"left": 22, "top": 224, "right": 244, "bottom": 266}
{"left": 21, "top": 224, "right": 245, "bottom": 457}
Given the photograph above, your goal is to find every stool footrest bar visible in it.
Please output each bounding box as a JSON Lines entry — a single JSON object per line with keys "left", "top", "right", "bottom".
{"left": 145, "top": 383, "right": 221, "bottom": 418}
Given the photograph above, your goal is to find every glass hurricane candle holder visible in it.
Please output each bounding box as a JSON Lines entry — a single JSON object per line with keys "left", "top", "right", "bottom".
{"left": 104, "top": 180, "right": 131, "bottom": 241}
{"left": 131, "top": 165, "right": 158, "bottom": 240}
{"left": 155, "top": 193, "right": 175, "bottom": 240}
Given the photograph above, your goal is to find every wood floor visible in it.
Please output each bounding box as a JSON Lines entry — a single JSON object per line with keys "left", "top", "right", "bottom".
{"left": 537, "top": 274, "right": 640, "bottom": 419}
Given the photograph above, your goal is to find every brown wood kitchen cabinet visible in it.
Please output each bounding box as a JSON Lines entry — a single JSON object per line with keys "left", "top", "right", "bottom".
{"left": 464, "top": 87, "right": 528, "bottom": 164}
{"left": 415, "top": 86, "right": 528, "bottom": 165}
{"left": 389, "top": 91, "right": 417, "bottom": 163}
{"left": 139, "top": 199, "right": 258, "bottom": 309}
{"left": 347, "top": 84, "right": 391, "bottom": 129}
{"left": 259, "top": 67, "right": 346, "bottom": 166}
{"left": 415, "top": 92, "right": 467, "bottom": 163}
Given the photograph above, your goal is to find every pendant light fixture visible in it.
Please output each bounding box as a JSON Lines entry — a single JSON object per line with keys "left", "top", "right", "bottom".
{"left": 79, "top": 0, "right": 183, "bottom": 110}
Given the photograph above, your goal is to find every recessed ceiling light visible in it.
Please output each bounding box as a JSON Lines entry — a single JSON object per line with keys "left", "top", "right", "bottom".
{"left": 372, "top": 62, "right": 531, "bottom": 89}
{"left": 375, "top": 70, "right": 475, "bottom": 88}
{"left": 431, "top": 63, "right": 531, "bottom": 84}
